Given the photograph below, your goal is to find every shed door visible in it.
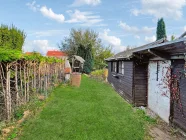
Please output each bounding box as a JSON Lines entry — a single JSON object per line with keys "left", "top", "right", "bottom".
{"left": 148, "top": 60, "right": 171, "bottom": 123}
{"left": 172, "top": 60, "right": 186, "bottom": 131}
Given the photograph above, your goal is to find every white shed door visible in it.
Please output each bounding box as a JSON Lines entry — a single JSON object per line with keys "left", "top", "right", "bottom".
{"left": 148, "top": 60, "right": 171, "bottom": 123}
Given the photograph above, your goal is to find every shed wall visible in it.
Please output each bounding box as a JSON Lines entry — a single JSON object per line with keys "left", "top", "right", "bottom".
{"left": 172, "top": 60, "right": 186, "bottom": 131}
{"left": 148, "top": 60, "right": 171, "bottom": 123}
{"left": 108, "top": 61, "right": 133, "bottom": 103}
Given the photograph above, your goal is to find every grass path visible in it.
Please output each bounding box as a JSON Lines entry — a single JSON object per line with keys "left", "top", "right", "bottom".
{"left": 19, "top": 76, "right": 151, "bottom": 140}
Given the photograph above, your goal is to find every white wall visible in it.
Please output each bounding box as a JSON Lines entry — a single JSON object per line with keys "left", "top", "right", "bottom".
{"left": 148, "top": 60, "right": 171, "bottom": 123}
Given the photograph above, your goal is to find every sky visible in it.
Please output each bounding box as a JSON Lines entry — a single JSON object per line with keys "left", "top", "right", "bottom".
{"left": 1, "top": 0, "right": 186, "bottom": 55}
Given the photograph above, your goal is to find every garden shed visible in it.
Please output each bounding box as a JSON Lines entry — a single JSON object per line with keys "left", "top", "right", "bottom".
{"left": 132, "top": 35, "right": 186, "bottom": 131}
{"left": 105, "top": 38, "right": 166, "bottom": 107}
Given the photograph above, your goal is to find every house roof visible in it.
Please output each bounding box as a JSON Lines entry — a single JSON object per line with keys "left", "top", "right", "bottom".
{"left": 46, "top": 51, "right": 67, "bottom": 58}
{"left": 105, "top": 38, "right": 167, "bottom": 61}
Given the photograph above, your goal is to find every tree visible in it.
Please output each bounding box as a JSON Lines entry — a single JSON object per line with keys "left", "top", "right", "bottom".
{"left": 94, "top": 45, "right": 113, "bottom": 69}
{"left": 0, "top": 24, "right": 26, "bottom": 51}
{"left": 171, "top": 35, "right": 175, "bottom": 41}
{"left": 59, "top": 28, "right": 112, "bottom": 73}
{"left": 77, "top": 44, "right": 94, "bottom": 73}
{"left": 156, "top": 18, "right": 166, "bottom": 40}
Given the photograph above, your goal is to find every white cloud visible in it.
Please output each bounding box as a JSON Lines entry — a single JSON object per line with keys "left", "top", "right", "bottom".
{"left": 23, "top": 40, "right": 58, "bottom": 55}
{"left": 145, "top": 36, "right": 156, "bottom": 43}
{"left": 28, "top": 30, "right": 69, "bottom": 38}
{"left": 134, "top": 35, "right": 140, "bottom": 39}
{"left": 184, "top": 26, "right": 186, "bottom": 31}
{"left": 71, "top": 0, "right": 101, "bottom": 7}
{"left": 26, "top": 1, "right": 39, "bottom": 12}
{"left": 66, "top": 10, "right": 103, "bottom": 26}
{"left": 100, "top": 29, "right": 125, "bottom": 52}
{"left": 40, "top": 6, "right": 65, "bottom": 23}
{"left": 119, "top": 21, "right": 154, "bottom": 34}
{"left": 26, "top": 2, "right": 103, "bottom": 26}
{"left": 131, "top": 0, "right": 186, "bottom": 19}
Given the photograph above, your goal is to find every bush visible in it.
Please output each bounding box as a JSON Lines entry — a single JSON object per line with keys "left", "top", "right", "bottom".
{"left": 90, "top": 69, "right": 108, "bottom": 81}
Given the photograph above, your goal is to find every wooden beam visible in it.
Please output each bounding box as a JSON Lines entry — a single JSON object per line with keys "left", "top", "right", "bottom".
{"left": 148, "top": 49, "right": 170, "bottom": 59}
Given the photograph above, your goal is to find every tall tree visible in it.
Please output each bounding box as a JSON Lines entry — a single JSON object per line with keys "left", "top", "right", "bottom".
{"left": 0, "top": 24, "right": 26, "bottom": 51}
{"left": 59, "top": 28, "right": 114, "bottom": 73}
{"left": 59, "top": 29, "right": 100, "bottom": 73}
{"left": 156, "top": 18, "right": 166, "bottom": 40}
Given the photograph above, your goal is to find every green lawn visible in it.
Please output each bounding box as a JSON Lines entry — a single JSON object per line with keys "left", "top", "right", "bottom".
{"left": 19, "top": 76, "right": 151, "bottom": 140}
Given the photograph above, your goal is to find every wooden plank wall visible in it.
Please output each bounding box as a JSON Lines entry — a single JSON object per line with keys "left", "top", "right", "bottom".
{"left": 172, "top": 59, "right": 186, "bottom": 131}
{"left": 134, "top": 63, "right": 148, "bottom": 107}
{"left": 107, "top": 61, "right": 134, "bottom": 103}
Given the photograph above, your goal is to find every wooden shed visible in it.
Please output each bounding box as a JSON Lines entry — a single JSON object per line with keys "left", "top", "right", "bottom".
{"left": 132, "top": 36, "right": 186, "bottom": 131}
{"left": 105, "top": 39, "right": 166, "bottom": 107}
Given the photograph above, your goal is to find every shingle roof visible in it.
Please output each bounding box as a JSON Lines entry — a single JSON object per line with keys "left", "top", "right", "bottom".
{"left": 105, "top": 38, "right": 167, "bottom": 61}
{"left": 46, "top": 51, "right": 67, "bottom": 58}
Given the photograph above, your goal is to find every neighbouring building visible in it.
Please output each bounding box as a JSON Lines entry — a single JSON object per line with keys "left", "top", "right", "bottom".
{"left": 46, "top": 50, "right": 67, "bottom": 59}
{"left": 46, "top": 50, "right": 71, "bottom": 81}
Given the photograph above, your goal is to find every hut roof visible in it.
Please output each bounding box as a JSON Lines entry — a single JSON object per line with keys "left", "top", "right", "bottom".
{"left": 105, "top": 38, "right": 167, "bottom": 61}
{"left": 73, "top": 55, "right": 85, "bottom": 63}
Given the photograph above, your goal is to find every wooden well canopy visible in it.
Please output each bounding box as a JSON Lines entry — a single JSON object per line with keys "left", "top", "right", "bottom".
{"left": 72, "top": 55, "right": 85, "bottom": 73}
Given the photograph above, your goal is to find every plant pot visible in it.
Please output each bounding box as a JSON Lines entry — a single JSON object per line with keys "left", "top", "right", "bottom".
{"left": 71, "top": 73, "right": 81, "bottom": 87}
{"left": 65, "top": 67, "right": 71, "bottom": 74}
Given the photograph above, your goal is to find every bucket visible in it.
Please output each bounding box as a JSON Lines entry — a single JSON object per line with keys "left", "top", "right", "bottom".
{"left": 71, "top": 73, "right": 81, "bottom": 87}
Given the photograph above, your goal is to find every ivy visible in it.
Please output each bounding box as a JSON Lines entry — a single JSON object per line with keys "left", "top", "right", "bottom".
{"left": 0, "top": 48, "right": 64, "bottom": 63}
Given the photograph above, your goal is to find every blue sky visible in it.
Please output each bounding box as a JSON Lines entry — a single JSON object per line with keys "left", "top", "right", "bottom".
{"left": 1, "top": 0, "right": 186, "bottom": 55}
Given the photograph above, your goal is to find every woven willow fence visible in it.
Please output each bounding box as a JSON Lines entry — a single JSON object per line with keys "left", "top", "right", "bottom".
{"left": 0, "top": 50, "right": 65, "bottom": 121}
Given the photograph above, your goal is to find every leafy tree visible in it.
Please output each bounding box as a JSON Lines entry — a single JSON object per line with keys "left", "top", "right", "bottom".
{"left": 0, "top": 24, "right": 26, "bottom": 51}
{"left": 59, "top": 28, "right": 112, "bottom": 73}
{"left": 156, "top": 18, "right": 166, "bottom": 40}
{"left": 171, "top": 35, "right": 175, "bottom": 41}
{"left": 94, "top": 45, "right": 113, "bottom": 69}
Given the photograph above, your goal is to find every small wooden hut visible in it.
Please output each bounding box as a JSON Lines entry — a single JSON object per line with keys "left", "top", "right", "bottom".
{"left": 72, "top": 55, "right": 85, "bottom": 73}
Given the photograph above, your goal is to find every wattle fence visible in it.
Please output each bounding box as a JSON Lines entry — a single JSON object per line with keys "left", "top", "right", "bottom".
{"left": 0, "top": 51, "right": 65, "bottom": 121}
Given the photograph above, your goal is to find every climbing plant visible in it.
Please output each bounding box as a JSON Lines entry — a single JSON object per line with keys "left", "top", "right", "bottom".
{"left": 0, "top": 51, "right": 65, "bottom": 121}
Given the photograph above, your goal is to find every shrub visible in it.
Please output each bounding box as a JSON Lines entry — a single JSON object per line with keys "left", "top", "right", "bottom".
{"left": 90, "top": 69, "right": 108, "bottom": 81}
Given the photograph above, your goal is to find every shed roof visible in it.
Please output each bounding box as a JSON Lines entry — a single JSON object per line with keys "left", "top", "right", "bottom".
{"left": 105, "top": 38, "right": 167, "bottom": 61}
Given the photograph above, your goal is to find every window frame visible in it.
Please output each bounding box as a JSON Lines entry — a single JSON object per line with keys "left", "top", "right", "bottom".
{"left": 111, "top": 61, "right": 117, "bottom": 73}
{"left": 118, "top": 61, "right": 124, "bottom": 75}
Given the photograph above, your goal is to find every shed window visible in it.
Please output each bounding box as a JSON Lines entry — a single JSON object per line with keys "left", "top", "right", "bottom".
{"left": 112, "top": 62, "right": 117, "bottom": 72}
{"left": 119, "top": 61, "right": 124, "bottom": 74}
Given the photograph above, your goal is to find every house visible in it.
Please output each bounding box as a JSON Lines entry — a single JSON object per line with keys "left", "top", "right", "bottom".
{"left": 46, "top": 50, "right": 71, "bottom": 81}
{"left": 46, "top": 50, "right": 67, "bottom": 59}
{"left": 106, "top": 34, "right": 186, "bottom": 132}
{"left": 105, "top": 38, "right": 167, "bottom": 107}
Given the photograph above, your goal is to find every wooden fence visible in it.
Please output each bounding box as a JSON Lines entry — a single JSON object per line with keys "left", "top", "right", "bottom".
{"left": 0, "top": 59, "right": 64, "bottom": 121}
